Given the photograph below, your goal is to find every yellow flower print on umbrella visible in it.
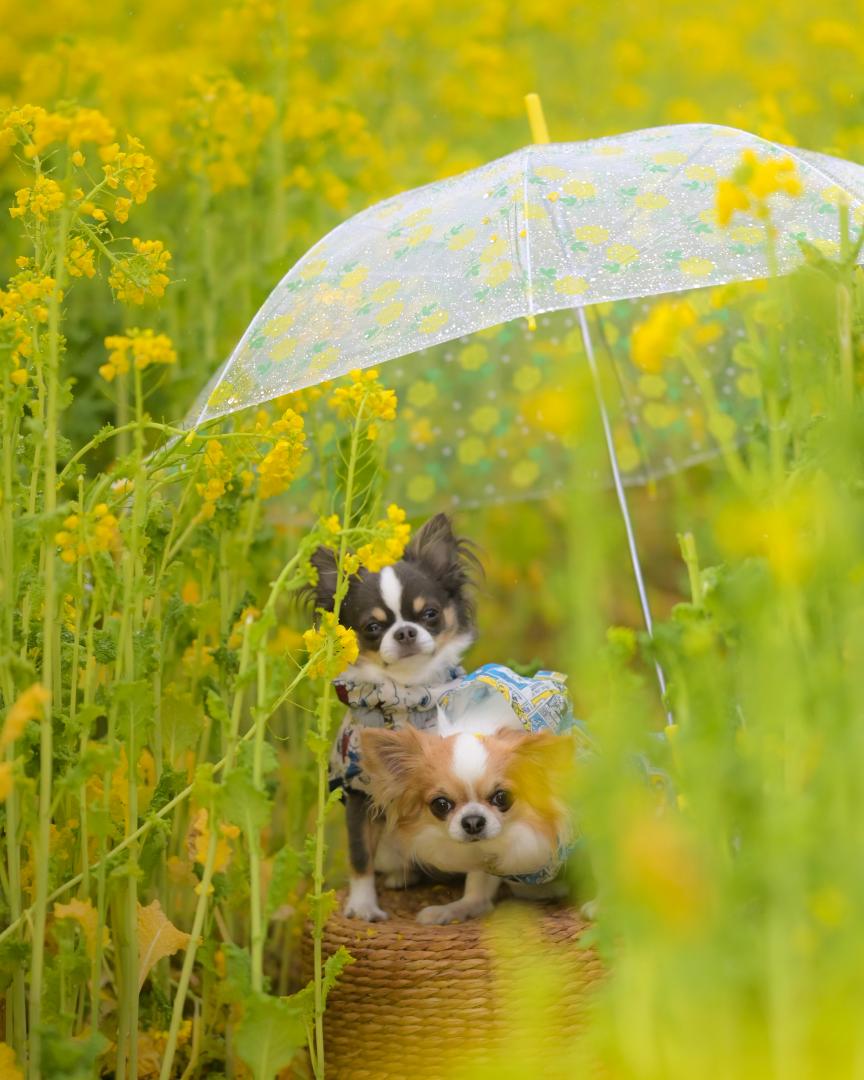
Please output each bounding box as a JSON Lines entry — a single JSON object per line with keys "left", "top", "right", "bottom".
{"left": 513, "top": 364, "right": 542, "bottom": 392}
{"left": 470, "top": 405, "right": 500, "bottom": 434}
{"left": 407, "top": 381, "right": 438, "bottom": 407}
{"left": 407, "top": 475, "right": 436, "bottom": 503}
{"left": 376, "top": 301, "right": 404, "bottom": 326}
{"left": 458, "top": 436, "right": 486, "bottom": 465}
{"left": 563, "top": 179, "right": 597, "bottom": 198}
{"left": 459, "top": 343, "right": 488, "bottom": 370}
{"left": 419, "top": 309, "right": 449, "bottom": 334}
{"left": 680, "top": 257, "right": 715, "bottom": 277}
{"left": 555, "top": 275, "right": 588, "bottom": 295}
{"left": 635, "top": 192, "right": 669, "bottom": 211}
{"left": 574, "top": 225, "right": 609, "bottom": 245}
{"left": 606, "top": 244, "right": 640, "bottom": 268}
{"left": 511, "top": 459, "right": 541, "bottom": 488}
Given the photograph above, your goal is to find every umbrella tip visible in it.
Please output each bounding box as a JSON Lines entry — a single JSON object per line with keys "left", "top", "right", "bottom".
{"left": 524, "top": 93, "right": 550, "bottom": 144}
{"left": 526, "top": 314, "right": 537, "bottom": 332}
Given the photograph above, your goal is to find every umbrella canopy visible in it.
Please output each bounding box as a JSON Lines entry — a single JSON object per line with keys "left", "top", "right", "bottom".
{"left": 186, "top": 122, "right": 864, "bottom": 431}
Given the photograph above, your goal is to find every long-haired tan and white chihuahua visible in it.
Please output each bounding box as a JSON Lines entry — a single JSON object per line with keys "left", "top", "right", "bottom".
{"left": 361, "top": 707, "right": 574, "bottom": 924}
{"left": 311, "top": 513, "right": 480, "bottom": 922}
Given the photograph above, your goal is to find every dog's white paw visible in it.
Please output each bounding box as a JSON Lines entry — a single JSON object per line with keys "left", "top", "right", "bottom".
{"left": 416, "top": 899, "right": 493, "bottom": 925}
{"left": 344, "top": 897, "right": 389, "bottom": 922}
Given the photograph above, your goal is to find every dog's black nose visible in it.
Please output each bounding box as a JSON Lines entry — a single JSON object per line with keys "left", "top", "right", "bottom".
{"left": 461, "top": 814, "right": 486, "bottom": 836}
{"left": 393, "top": 625, "right": 418, "bottom": 644}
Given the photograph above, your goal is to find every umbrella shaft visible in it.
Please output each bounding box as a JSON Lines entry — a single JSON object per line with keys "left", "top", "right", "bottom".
{"left": 575, "top": 307, "right": 671, "bottom": 716}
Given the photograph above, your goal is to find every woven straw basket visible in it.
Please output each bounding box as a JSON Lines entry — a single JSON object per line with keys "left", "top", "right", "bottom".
{"left": 299, "top": 883, "right": 601, "bottom": 1080}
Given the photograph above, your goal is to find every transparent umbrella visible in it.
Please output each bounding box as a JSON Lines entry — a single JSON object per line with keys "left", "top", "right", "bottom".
{"left": 187, "top": 121, "right": 864, "bottom": 429}
{"left": 183, "top": 119, "right": 864, "bottom": 699}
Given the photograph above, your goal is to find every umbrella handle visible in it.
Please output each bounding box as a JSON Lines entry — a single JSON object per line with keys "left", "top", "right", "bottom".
{"left": 576, "top": 306, "right": 673, "bottom": 720}
{"left": 524, "top": 93, "right": 550, "bottom": 144}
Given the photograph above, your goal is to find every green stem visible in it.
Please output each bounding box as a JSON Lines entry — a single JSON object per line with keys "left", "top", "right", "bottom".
{"left": 157, "top": 822, "right": 220, "bottom": 1080}
{"left": 121, "top": 365, "right": 148, "bottom": 1078}
{"left": 249, "top": 646, "right": 268, "bottom": 993}
{"left": 3, "top": 737, "right": 25, "bottom": 1066}
{"left": 311, "top": 400, "right": 366, "bottom": 1079}
{"left": 116, "top": 369, "right": 130, "bottom": 459}
{"left": 677, "top": 531, "right": 703, "bottom": 607}
{"left": 1, "top": 366, "right": 25, "bottom": 1064}
{"left": 29, "top": 204, "right": 69, "bottom": 1080}
{"left": 219, "top": 531, "right": 231, "bottom": 635}
{"left": 837, "top": 200, "right": 855, "bottom": 405}
{"left": 159, "top": 616, "right": 253, "bottom": 1080}
{"left": 56, "top": 420, "right": 188, "bottom": 486}
{"left": 763, "top": 224, "right": 786, "bottom": 489}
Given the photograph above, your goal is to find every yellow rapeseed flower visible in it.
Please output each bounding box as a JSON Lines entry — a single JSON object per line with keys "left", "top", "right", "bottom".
{"left": 355, "top": 503, "right": 411, "bottom": 572}
{"left": 630, "top": 301, "right": 697, "bottom": 373}
{"left": 100, "top": 328, "right": 177, "bottom": 382}
{"left": 329, "top": 368, "right": 397, "bottom": 429}
{"left": 258, "top": 409, "right": 306, "bottom": 500}
{"left": 181, "top": 75, "right": 276, "bottom": 193}
{"left": 715, "top": 149, "right": 803, "bottom": 226}
{"left": 303, "top": 611, "right": 359, "bottom": 679}
{"left": 108, "top": 238, "right": 172, "bottom": 305}
{"left": 102, "top": 136, "right": 157, "bottom": 206}
{"left": 195, "top": 439, "right": 233, "bottom": 519}
{"left": 9, "top": 176, "right": 65, "bottom": 221}
{"left": 65, "top": 236, "right": 96, "bottom": 279}
{"left": 55, "top": 503, "right": 121, "bottom": 563}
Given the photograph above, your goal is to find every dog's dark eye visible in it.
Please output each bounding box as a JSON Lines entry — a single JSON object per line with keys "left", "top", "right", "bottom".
{"left": 364, "top": 621, "right": 382, "bottom": 637}
{"left": 489, "top": 789, "right": 512, "bottom": 811}
{"left": 429, "top": 796, "right": 454, "bottom": 820}
{"left": 421, "top": 607, "right": 439, "bottom": 623}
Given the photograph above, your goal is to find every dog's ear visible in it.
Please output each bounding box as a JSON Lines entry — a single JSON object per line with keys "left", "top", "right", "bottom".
{"left": 309, "top": 546, "right": 339, "bottom": 612}
{"left": 360, "top": 726, "right": 426, "bottom": 806}
{"left": 403, "top": 513, "right": 481, "bottom": 596}
{"left": 503, "top": 731, "right": 575, "bottom": 814}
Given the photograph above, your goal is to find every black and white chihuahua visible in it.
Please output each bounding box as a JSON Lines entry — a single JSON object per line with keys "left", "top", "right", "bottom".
{"left": 311, "top": 513, "right": 479, "bottom": 921}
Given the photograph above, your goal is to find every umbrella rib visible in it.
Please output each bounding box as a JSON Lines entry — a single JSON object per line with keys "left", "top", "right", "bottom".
{"left": 542, "top": 191, "right": 671, "bottom": 713}
{"left": 575, "top": 307, "right": 671, "bottom": 716}
{"left": 521, "top": 146, "right": 536, "bottom": 321}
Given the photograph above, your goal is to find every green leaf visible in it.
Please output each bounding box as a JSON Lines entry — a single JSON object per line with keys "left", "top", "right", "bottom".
{"left": 266, "top": 844, "right": 303, "bottom": 919}
{"left": 0, "top": 939, "right": 29, "bottom": 993}
{"left": 205, "top": 688, "right": 230, "bottom": 728}
{"left": 192, "top": 762, "right": 219, "bottom": 805}
{"left": 222, "top": 769, "right": 272, "bottom": 833}
{"left": 321, "top": 945, "right": 354, "bottom": 1003}
{"left": 41, "top": 1027, "right": 109, "bottom": 1080}
{"left": 237, "top": 738, "right": 278, "bottom": 778}
{"left": 148, "top": 765, "right": 185, "bottom": 814}
{"left": 53, "top": 742, "right": 114, "bottom": 798}
{"left": 305, "top": 729, "right": 330, "bottom": 757}
{"left": 92, "top": 629, "right": 117, "bottom": 664}
{"left": 294, "top": 945, "right": 355, "bottom": 1024}
{"left": 216, "top": 941, "right": 253, "bottom": 1006}
{"left": 63, "top": 702, "right": 105, "bottom": 739}
{"left": 161, "top": 686, "right": 202, "bottom": 764}
{"left": 306, "top": 888, "right": 338, "bottom": 924}
{"left": 234, "top": 993, "right": 305, "bottom": 1080}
